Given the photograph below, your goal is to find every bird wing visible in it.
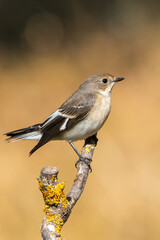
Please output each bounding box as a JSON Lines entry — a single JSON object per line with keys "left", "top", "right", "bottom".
{"left": 59, "top": 92, "right": 96, "bottom": 129}
{"left": 29, "top": 93, "right": 95, "bottom": 155}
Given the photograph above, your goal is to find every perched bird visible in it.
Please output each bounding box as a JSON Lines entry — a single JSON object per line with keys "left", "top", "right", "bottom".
{"left": 5, "top": 73, "right": 124, "bottom": 168}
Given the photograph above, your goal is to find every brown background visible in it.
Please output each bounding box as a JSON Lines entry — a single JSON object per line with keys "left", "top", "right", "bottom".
{"left": 1, "top": 1, "right": 160, "bottom": 239}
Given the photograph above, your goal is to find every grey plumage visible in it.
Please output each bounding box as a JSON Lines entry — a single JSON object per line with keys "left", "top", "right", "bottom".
{"left": 5, "top": 73, "right": 124, "bottom": 157}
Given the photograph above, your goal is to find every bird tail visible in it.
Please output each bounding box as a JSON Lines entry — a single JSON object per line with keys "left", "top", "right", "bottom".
{"left": 5, "top": 124, "right": 42, "bottom": 143}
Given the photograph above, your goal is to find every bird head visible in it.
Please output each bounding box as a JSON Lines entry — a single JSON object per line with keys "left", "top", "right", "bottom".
{"left": 79, "top": 73, "right": 124, "bottom": 95}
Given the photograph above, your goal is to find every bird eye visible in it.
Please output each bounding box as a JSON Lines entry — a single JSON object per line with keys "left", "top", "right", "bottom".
{"left": 102, "top": 78, "right": 108, "bottom": 84}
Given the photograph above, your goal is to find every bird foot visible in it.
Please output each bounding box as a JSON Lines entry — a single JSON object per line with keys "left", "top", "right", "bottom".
{"left": 75, "top": 156, "right": 92, "bottom": 172}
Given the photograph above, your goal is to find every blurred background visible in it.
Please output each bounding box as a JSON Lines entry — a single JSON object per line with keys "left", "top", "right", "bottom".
{"left": 1, "top": 0, "right": 160, "bottom": 239}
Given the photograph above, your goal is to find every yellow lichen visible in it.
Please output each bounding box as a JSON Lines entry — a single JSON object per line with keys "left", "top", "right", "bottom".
{"left": 54, "top": 215, "right": 63, "bottom": 234}
{"left": 41, "top": 182, "right": 68, "bottom": 208}
{"left": 38, "top": 177, "right": 68, "bottom": 207}
{"left": 51, "top": 175, "right": 56, "bottom": 181}
{"left": 38, "top": 177, "right": 70, "bottom": 239}
{"left": 46, "top": 212, "right": 56, "bottom": 222}
{"left": 85, "top": 145, "right": 92, "bottom": 153}
{"left": 43, "top": 204, "right": 49, "bottom": 213}
{"left": 38, "top": 179, "right": 44, "bottom": 191}
{"left": 46, "top": 212, "right": 63, "bottom": 235}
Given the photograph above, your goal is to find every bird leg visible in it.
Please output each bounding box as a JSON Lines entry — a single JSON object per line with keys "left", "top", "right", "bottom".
{"left": 68, "top": 141, "right": 92, "bottom": 172}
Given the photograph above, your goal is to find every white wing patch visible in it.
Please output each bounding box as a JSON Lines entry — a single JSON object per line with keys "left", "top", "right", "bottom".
{"left": 43, "top": 110, "right": 60, "bottom": 127}
{"left": 60, "top": 118, "right": 69, "bottom": 131}
{"left": 73, "top": 106, "right": 84, "bottom": 108}
{"left": 43, "top": 109, "right": 76, "bottom": 128}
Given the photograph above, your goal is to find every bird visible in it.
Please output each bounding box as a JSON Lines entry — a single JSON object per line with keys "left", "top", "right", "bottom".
{"left": 5, "top": 73, "right": 124, "bottom": 168}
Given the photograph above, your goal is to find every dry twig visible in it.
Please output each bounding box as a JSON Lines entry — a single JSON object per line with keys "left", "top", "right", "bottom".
{"left": 37, "top": 134, "right": 98, "bottom": 240}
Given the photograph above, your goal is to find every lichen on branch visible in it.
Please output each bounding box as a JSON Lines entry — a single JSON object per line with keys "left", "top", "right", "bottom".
{"left": 38, "top": 134, "right": 98, "bottom": 240}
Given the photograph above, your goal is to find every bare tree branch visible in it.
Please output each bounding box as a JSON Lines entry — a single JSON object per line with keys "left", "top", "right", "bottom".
{"left": 37, "top": 134, "right": 98, "bottom": 240}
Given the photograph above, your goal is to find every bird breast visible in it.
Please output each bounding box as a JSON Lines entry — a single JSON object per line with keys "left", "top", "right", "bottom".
{"left": 57, "top": 92, "right": 111, "bottom": 141}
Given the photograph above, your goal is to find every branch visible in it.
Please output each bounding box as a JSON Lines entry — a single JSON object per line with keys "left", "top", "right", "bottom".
{"left": 37, "top": 134, "right": 98, "bottom": 240}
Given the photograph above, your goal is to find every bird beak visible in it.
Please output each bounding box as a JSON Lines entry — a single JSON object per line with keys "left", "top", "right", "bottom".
{"left": 114, "top": 77, "right": 125, "bottom": 82}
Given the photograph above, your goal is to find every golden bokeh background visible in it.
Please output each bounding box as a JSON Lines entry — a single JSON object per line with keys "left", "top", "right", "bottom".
{"left": 0, "top": 1, "right": 160, "bottom": 239}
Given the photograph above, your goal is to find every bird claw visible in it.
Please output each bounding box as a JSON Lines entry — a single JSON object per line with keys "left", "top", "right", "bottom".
{"left": 75, "top": 156, "right": 92, "bottom": 172}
